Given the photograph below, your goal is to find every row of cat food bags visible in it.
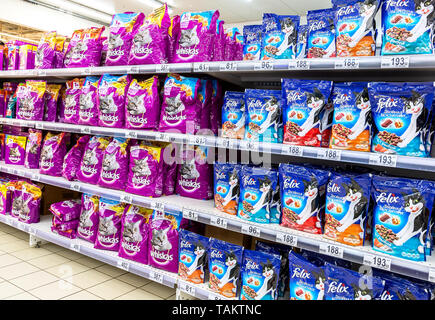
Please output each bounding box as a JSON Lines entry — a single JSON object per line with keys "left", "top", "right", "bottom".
{"left": 222, "top": 80, "right": 435, "bottom": 157}
{"left": 1, "top": 74, "right": 223, "bottom": 135}
{"left": 243, "top": 0, "right": 435, "bottom": 60}
{"left": 0, "top": 41, "right": 39, "bottom": 72}
{"left": 214, "top": 162, "right": 435, "bottom": 262}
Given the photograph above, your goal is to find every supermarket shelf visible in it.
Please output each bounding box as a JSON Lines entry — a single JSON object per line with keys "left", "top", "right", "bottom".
{"left": 2, "top": 118, "right": 435, "bottom": 173}
{"left": 1, "top": 161, "right": 435, "bottom": 284}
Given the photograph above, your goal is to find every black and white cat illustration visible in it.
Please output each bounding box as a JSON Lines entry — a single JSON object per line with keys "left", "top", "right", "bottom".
{"left": 65, "top": 95, "right": 76, "bottom": 110}
{"left": 230, "top": 100, "right": 246, "bottom": 133}
{"left": 35, "top": 48, "right": 44, "bottom": 68}
{"left": 347, "top": 0, "right": 378, "bottom": 48}
{"left": 98, "top": 215, "right": 117, "bottom": 236}
{"left": 151, "top": 227, "right": 172, "bottom": 251}
{"left": 165, "top": 94, "right": 185, "bottom": 115}
{"left": 102, "top": 153, "right": 120, "bottom": 172}
{"left": 276, "top": 18, "right": 297, "bottom": 56}
{"left": 133, "top": 28, "right": 152, "bottom": 49}
{"left": 9, "top": 146, "right": 21, "bottom": 160}
{"left": 99, "top": 93, "right": 117, "bottom": 114}
{"left": 319, "top": 102, "right": 334, "bottom": 134}
{"left": 108, "top": 33, "right": 124, "bottom": 51}
{"left": 132, "top": 158, "right": 152, "bottom": 177}
{"left": 218, "top": 252, "right": 240, "bottom": 292}
{"left": 82, "top": 147, "right": 98, "bottom": 166}
{"left": 336, "top": 179, "right": 368, "bottom": 236}
{"left": 270, "top": 187, "right": 281, "bottom": 221}
{"left": 348, "top": 89, "right": 371, "bottom": 140}
{"left": 256, "top": 96, "right": 281, "bottom": 140}
{"left": 186, "top": 242, "right": 207, "bottom": 277}
{"left": 299, "top": 88, "right": 325, "bottom": 137}
{"left": 256, "top": 261, "right": 277, "bottom": 300}
{"left": 20, "top": 95, "right": 34, "bottom": 112}
{"left": 221, "top": 170, "right": 240, "bottom": 207}
{"left": 179, "top": 26, "right": 200, "bottom": 47}
{"left": 407, "top": 0, "right": 435, "bottom": 42}
{"left": 312, "top": 269, "right": 326, "bottom": 300}
{"left": 40, "top": 144, "right": 54, "bottom": 163}
{"left": 64, "top": 42, "right": 88, "bottom": 65}
{"left": 249, "top": 177, "right": 273, "bottom": 218}
{"left": 12, "top": 196, "right": 31, "bottom": 217}
{"left": 123, "top": 220, "right": 143, "bottom": 243}
{"left": 351, "top": 282, "right": 373, "bottom": 300}
{"left": 180, "top": 160, "right": 200, "bottom": 180}
{"left": 397, "top": 288, "right": 418, "bottom": 300}
{"left": 127, "top": 94, "right": 146, "bottom": 115}
{"left": 296, "top": 177, "right": 319, "bottom": 226}
{"left": 324, "top": 17, "right": 337, "bottom": 57}
{"left": 398, "top": 91, "right": 428, "bottom": 148}
{"left": 79, "top": 92, "right": 94, "bottom": 111}
{"left": 79, "top": 206, "right": 94, "bottom": 228}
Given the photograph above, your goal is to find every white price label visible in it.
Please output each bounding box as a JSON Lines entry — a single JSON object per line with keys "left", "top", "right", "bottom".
{"left": 31, "top": 174, "right": 41, "bottom": 182}
{"left": 70, "top": 243, "right": 80, "bottom": 252}
{"left": 125, "top": 131, "right": 138, "bottom": 139}
{"left": 149, "top": 271, "right": 164, "bottom": 284}
{"left": 82, "top": 68, "right": 91, "bottom": 75}
{"left": 220, "top": 62, "right": 238, "bottom": 71}
{"left": 319, "top": 243, "right": 344, "bottom": 258}
{"left": 210, "top": 216, "right": 228, "bottom": 229}
{"left": 241, "top": 224, "right": 261, "bottom": 237}
{"left": 363, "top": 254, "right": 391, "bottom": 271}
{"left": 288, "top": 59, "right": 310, "bottom": 70}
{"left": 179, "top": 281, "right": 196, "bottom": 296}
{"left": 239, "top": 140, "right": 259, "bottom": 152}
{"left": 127, "top": 66, "right": 140, "bottom": 74}
{"left": 183, "top": 209, "right": 199, "bottom": 221}
{"left": 37, "top": 70, "right": 47, "bottom": 76}
{"left": 35, "top": 122, "right": 44, "bottom": 129}
{"left": 152, "top": 202, "right": 165, "bottom": 213}
{"left": 157, "top": 132, "right": 170, "bottom": 142}
{"left": 369, "top": 154, "right": 397, "bottom": 167}
{"left": 254, "top": 61, "right": 273, "bottom": 70}
{"left": 194, "top": 63, "right": 210, "bottom": 72}
{"left": 428, "top": 268, "right": 435, "bottom": 282}
{"left": 217, "top": 138, "right": 236, "bottom": 149}
{"left": 318, "top": 149, "right": 342, "bottom": 161}
{"left": 81, "top": 127, "right": 92, "bottom": 134}
{"left": 276, "top": 233, "right": 298, "bottom": 247}
{"left": 283, "top": 145, "right": 304, "bottom": 157}
{"left": 117, "top": 260, "right": 130, "bottom": 271}
{"left": 208, "top": 292, "right": 223, "bottom": 300}
{"left": 70, "top": 183, "right": 81, "bottom": 192}
{"left": 188, "top": 135, "right": 207, "bottom": 145}
{"left": 335, "top": 58, "right": 359, "bottom": 69}
{"left": 120, "top": 195, "right": 133, "bottom": 204}
{"left": 156, "top": 64, "right": 170, "bottom": 73}
{"left": 381, "top": 56, "right": 409, "bottom": 68}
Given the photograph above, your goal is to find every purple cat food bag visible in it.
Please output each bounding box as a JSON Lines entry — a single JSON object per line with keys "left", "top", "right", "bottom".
{"left": 52, "top": 216, "right": 79, "bottom": 232}
{"left": 158, "top": 74, "right": 201, "bottom": 134}
{"left": 64, "top": 27, "right": 105, "bottom": 68}
{"left": 24, "top": 129, "right": 42, "bottom": 169}
{"left": 0, "top": 90, "right": 6, "bottom": 117}
{"left": 125, "top": 76, "right": 160, "bottom": 130}
{"left": 39, "top": 132, "right": 69, "bottom": 177}
{"left": 77, "top": 193, "right": 99, "bottom": 243}
{"left": 5, "top": 135, "right": 27, "bottom": 166}
{"left": 173, "top": 10, "right": 220, "bottom": 63}
{"left": 210, "top": 80, "right": 222, "bottom": 136}
{"left": 19, "top": 45, "right": 36, "bottom": 70}
{"left": 76, "top": 136, "right": 112, "bottom": 185}
{"left": 119, "top": 205, "right": 153, "bottom": 264}
{"left": 35, "top": 32, "right": 57, "bottom": 69}
{"left": 98, "top": 137, "right": 130, "bottom": 190}
{"left": 97, "top": 74, "right": 131, "bottom": 128}
{"left": 198, "top": 79, "right": 212, "bottom": 131}
{"left": 105, "top": 12, "right": 145, "bottom": 66}
{"left": 12, "top": 181, "right": 41, "bottom": 224}
{"left": 149, "top": 210, "right": 182, "bottom": 273}
{"left": 58, "top": 86, "right": 66, "bottom": 122}
{"left": 78, "top": 76, "right": 100, "bottom": 126}
{"left": 213, "top": 20, "right": 225, "bottom": 61}
{"left": 128, "top": 4, "right": 171, "bottom": 65}
{"left": 163, "top": 143, "right": 177, "bottom": 196}
{"left": 176, "top": 146, "right": 213, "bottom": 200}
{"left": 7, "top": 44, "right": 19, "bottom": 70}
{"left": 63, "top": 78, "right": 84, "bottom": 124}
{"left": 49, "top": 199, "right": 82, "bottom": 222}
{"left": 16, "top": 80, "right": 47, "bottom": 121}
{"left": 168, "top": 15, "right": 180, "bottom": 63}
{"left": 62, "top": 135, "right": 90, "bottom": 181}
{"left": 126, "top": 141, "right": 164, "bottom": 198}
{"left": 94, "top": 198, "right": 127, "bottom": 252}
{"left": 44, "top": 84, "right": 61, "bottom": 122}
{"left": 0, "top": 182, "right": 7, "bottom": 215}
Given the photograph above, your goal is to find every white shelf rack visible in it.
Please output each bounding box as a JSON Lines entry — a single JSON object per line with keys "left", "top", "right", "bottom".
{"left": 1, "top": 161, "right": 434, "bottom": 284}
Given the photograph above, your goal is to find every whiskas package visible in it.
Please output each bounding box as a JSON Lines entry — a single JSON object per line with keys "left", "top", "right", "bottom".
{"left": 5, "top": 135, "right": 27, "bottom": 165}
{"left": 214, "top": 162, "right": 241, "bottom": 215}
{"left": 16, "top": 80, "right": 47, "bottom": 121}
{"left": 49, "top": 199, "right": 82, "bottom": 222}
{"left": 240, "top": 249, "right": 281, "bottom": 300}
{"left": 324, "top": 172, "right": 371, "bottom": 246}
{"left": 168, "top": 15, "right": 181, "bottom": 63}
{"left": 261, "top": 14, "right": 300, "bottom": 60}
{"left": 324, "top": 263, "right": 384, "bottom": 300}
{"left": 125, "top": 76, "right": 160, "bottom": 130}
{"left": 208, "top": 238, "right": 243, "bottom": 298}
{"left": 119, "top": 205, "right": 153, "bottom": 265}
{"left": 78, "top": 76, "right": 100, "bottom": 126}
{"left": 35, "top": 31, "right": 57, "bottom": 69}
{"left": 237, "top": 166, "right": 278, "bottom": 224}
{"left": 64, "top": 27, "right": 105, "bottom": 68}
{"left": 105, "top": 12, "right": 145, "bottom": 66}
{"left": 63, "top": 78, "right": 83, "bottom": 124}
{"left": 62, "top": 135, "right": 90, "bottom": 181}
{"left": 368, "top": 82, "right": 434, "bottom": 157}
{"left": 97, "top": 74, "right": 131, "bottom": 128}
{"left": 24, "top": 129, "right": 42, "bottom": 169}
{"left": 372, "top": 175, "right": 434, "bottom": 262}
{"left": 179, "top": 229, "right": 209, "bottom": 284}
{"left": 39, "top": 132, "right": 69, "bottom": 177}
{"left": 333, "top": 0, "right": 380, "bottom": 57}
{"left": 52, "top": 216, "right": 79, "bottom": 232}
{"left": 307, "top": 9, "right": 336, "bottom": 58}
{"left": 296, "top": 24, "right": 308, "bottom": 59}
{"left": 0, "top": 182, "right": 7, "bottom": 215}
{"left": 381, "top": 0, "right": 434, "bottom": 55}
{"left": 221, "top": 91, "right": 246, "bottom": 139}
{"left": 210, "top": 79, "right": 223, "bottom": 136}
{"left": 330, "top": 82, "right": 371, "bottom": 151}
{"left": 94, "top": 198, "right": 127, "bottom": 251}
{"left": 198, "top": 79, "right": 212, "bottom": 131}
{"left": 242, "top": 25, "right": 262, "bottom": 61}
{"left": 98, "top": 137, "right": 129, "bottom": 190}
{"left": 77, "top": 193, "right": 99, "bottom": 243}
{"left": 19, "top": 45, "right": 36, "bottom": 70}
{"left": 282, "top": 79, "right": 333, "bottom": 147}
{"left": 77, "top": 136, "right": 112, "bottom": 185}
{"left": 244, "top": 89, "right": 282, "bottom": 143}
{"left": 149, "top": 210, "right": 182, "bottom": 273}
{"left": 44, "top": 84, "right": 61, "bottom": 122}
{"left": 13, "top": 182, "right": 42, "bottom": 224}
{"left": 279, "top": 163, "right": 329, "bottom": 235}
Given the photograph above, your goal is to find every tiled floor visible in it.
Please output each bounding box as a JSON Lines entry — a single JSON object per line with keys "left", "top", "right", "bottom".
{"left": 0, "top": 223, "right": 176, "bottom": 300}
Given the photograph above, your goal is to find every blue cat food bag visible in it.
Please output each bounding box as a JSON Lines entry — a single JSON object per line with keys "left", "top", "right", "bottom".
{"left": 324, "top": 262, "right": 384, "bottom": 300}
{"left": 240, "top": 249, "right": 281, "bottom": 300}
{"left": 281, "top": 79, "right": 333, "bottom": 147}
{"left": 244, "top": 89, "right": 283, "bottom": 143}
{"left": 237, "top": 166, "right": 278, "bottom": 224}
{"left": 208, "top": 237, "right": 243, "bottom": 299}
{"left": 221, "top": 91, "right": 246, "bottom": 140}
{"left": 381, "top": 0, "right": 434, "bottom": 55}
{"left": 243, "top": 25, "right": 262, "bottom": 61}
{"left": 372, "top": 175, "right": 434, "bottom": 262}
{"left": 374, "top": 269, "right": 429, "bottom": 300}
{"left": 289, "top": 251, "right": 326, "bottom": 300}
{"left": 279, "top": 163, "right": 330, "bottom": 235}
{"left": 324, "top": 172, "right": 371, "bottom": 247}
{"left": 333, "top": 0, "right": 380, "bottom": 57}
{"left": 368, "top": 82, "right": 434, "bottom": 157}
{"left": 296, "top": 25, "right": 308, "bottom": 59}
{"left": 214, "top": 162, "right": 242, "bottom": 216}
{"left": 269, "top": 183, "right": 281, "bottom": 225}
{"left": 425, "top": 101, "right": 435, "bottom": 156}
{"left": 307, "top": 9, "right": 336, "bottom": 58}
{"left": 260, "top": 14, "right": 300, "bottom": 60}
{"left": 178, "top": 229, "right": 209, "bottom": 285}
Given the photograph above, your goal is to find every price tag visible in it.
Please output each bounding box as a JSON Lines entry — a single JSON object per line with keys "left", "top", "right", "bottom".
{"left": 283, "top": 145, "right": 304, "bottom": 157}
{"left": 208, "top": 292, "right": 223, "bottom": 300}
{"left": 217, "top": 137, "right": 236, "bottom": 149}
{"left": 288, "top": 59, "right": 310, "bottom": 70}
{"left": 81, "top": 127, "right": 92, "bottom": 134}
{"left": 210, "top": 216, "right": 228, "bottom": 229}
{"left": 179, "top": 280, "right": 196, "bottom": 296}
{"left": 37, "top": 70, "right": 47, "bottom": 76}
{"left": 428, "top": 268, "right": 435, "bottom": 282}
{"left": 125, "top": 131, "right": 138, "bottom": 139}
{"left": 152, "top": 202, "right": 165, "bottom": 213}
{"left": 319, "top": 243, "right": 344, "bottom": 258}
{"left": 70, "top": 243, "right": 80, "bottom": 253}
{"left": 193, "top": 63, "right": 210, "bottom": 72}
{"left": 188, "top": 135, "right": 207, "bottom": 145}
{"left": 241, "top": 224, "right": 261, "bottom": 237}
{"left": 182, "top": 208, "right": 199, "bottom": 221}
{"left": 35, "top": 122, "right": 44, "bottom": 130}
{"left": 239, "top": 140, "right": 259, "bottom": 152}
{"left": 156, "top": 64, "right": 170, "bottom": 73}
{"left": 157, "top": 132, "right": 170, "bottom": 142}
{"left": 117, "top": 260, "right": 130, "bottom": 271}
{"left": 335, "top": 58, "right": 359, "bottom": 69}
{"left": 149, "top": 270, "right": 164, "bottom": 284}
{"left": 254, "top": 61, "right": 273, "bottom": 70}
{"left": 363, "top": 254, "right": 391, "bottom": 271}
{"left": 317, "top": 149, "right": 342, "bottom": 161}
{"left": 127, "top": 66, "right": 140, "bottom": 74}
{"left": 369, "top": 154, "right": 397, "bottom": 167}
{"left": 120, "top": 195, "right": 133, "bottom": 204}
{"left": 220, "top": 62, "right": 238, "bottom": 71}
{"left": 70, "top": 183, "right": 81, "bottom": 192}
{"left": 276, "top": 233, "right": 298, "bottom": 247}
{"left": 82, "top": 68, "right": 91, "bottom": 75}
{"left": 31, "top": 173, "right": 41, "bottom": 182}
{"left": 381, "top": 56, "right": 409, "bottom": 68}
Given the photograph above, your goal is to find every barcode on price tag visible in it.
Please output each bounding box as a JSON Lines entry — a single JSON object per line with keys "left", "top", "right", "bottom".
{"left": 125, "top": 131, "right": 138, "bottom": 139}
{"left": 254, "top": 61, "right": 273, "bottom": 70}
{"left": 428, "top": 268, "right": 435, "bottom": 282}
{"left": 220, "top": 62, "right": 238, "bottom": 71}
{"left": 208, "top": 292, "right": 223, "bottom": 300}
{"left": 210, "top": 216, "right": 228, "bottom": 229}
{"left": 381, "top": 56, "right": 410, "bottom": 68}
{"left": 70, "top": 183, "right": 81, "bottom": 192}
{"left": 335, "top": 58, "right": 359, "bottom": 69}
{"left": 363, "top": 254, "right": 391, "bottom": 271}
{"left": 283, "top": 145, "right": 304, "bottom": 157}
{"left": 369, "top": 154, "right": 397, "bottom": 167}
{"left": 317, "top": 149, "right": 342, "bottom": 161}
{"left": 319, "top": 243, "right": 343, "bottom": 258}
{"left": 188, "top": 135, "right": 207, "bottom": 145}
{"left": 182, "top": 209, "right": 199, "bottom": 221}
{"left": 194, "top": 63, "right": 210, "bottom": 72}
{"left": 179, "top": 281, "right": 196, "bottom": 296}
{"left": 241, "top": 224, "right": 261, "bottom": 237}
{"left": 149, "top": 271, "right": 164, "bottom": 284}
{"left": 117, "top": 260, "right": 130, "bottom": 271}
{"left": 120, "top": 195, "right": 133, "bottom": 204}
{"left": 156, "top": 64, "right": 170, "bottom": 73}
{"left": 81, "top": 127, "right": 92, "bottom": 134}
{"left": 70, "top": 243, "right": 80, "bottom": 253}
{"left": 288, "top": 59, "right": 310, "bottom": 70}
{"left": 276, "top": 233, "right": 298, "bottom": 247}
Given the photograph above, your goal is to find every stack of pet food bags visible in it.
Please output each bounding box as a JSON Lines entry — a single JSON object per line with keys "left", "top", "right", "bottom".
{"left": 9, "top": 180, "right": 42, "bottom": 224}
{"left": 49, "top": 199, "right": 82, "bottom": 239}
